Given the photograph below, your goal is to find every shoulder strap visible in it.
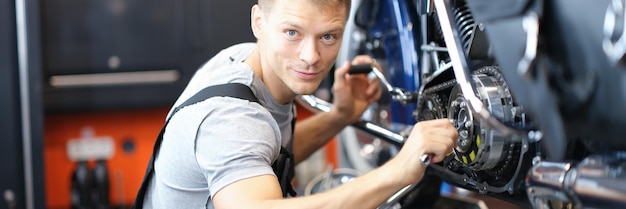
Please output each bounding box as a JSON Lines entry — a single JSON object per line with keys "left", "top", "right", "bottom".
{"left": 172, "top": 83, "right": 258, "bottom": 116}
{"left": 132, "top": 83, "right": 258, "bottom": 208}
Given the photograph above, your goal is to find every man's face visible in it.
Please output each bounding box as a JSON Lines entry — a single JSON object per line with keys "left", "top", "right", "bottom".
{"left": 256, "top": 0, "right": 347, "bottom": 97}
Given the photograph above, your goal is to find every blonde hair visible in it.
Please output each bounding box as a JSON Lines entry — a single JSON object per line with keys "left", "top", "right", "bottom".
{"left": 257, "top": 0, "right": 351, "bottom": 18}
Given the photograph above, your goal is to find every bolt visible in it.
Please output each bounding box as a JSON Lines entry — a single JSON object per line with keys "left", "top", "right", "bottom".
{"left": 460, "top": 130, "right": 469, "bottom": 139}
{"left": 460, "top": 140, "right": 471, "bottom": 149}
{"left": 532, "top": 156, "right": 541, "bottom": 165}
{"left": 478, "top": 23, "right": 485, "bottom": 31}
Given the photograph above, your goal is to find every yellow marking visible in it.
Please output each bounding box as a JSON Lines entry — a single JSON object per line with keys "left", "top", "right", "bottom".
{"left": 476, "top": 135, "right": 481, "bottom": 147}
{"left": 470, "top": 150, "right": 476, "bottom": 161}
{"left": 462, "top": 156, "right": 468, "bottom": 164}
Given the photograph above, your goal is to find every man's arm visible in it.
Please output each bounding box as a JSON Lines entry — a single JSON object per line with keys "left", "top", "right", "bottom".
{"left": 214, "top": 159, "right": 407, "bottom": 209}
{"left": 213, "top": 119, "right": 458, "bottom": 209}
{"left": 292, "top": 108, "right": 351, "bottom": 164}
{"left": 293, "top": 56, "right": 382, "bottom": 163}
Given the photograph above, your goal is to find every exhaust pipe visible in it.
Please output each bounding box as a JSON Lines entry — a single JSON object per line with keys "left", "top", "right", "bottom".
{"left": 526, "top": 155, "right": 626, "bottom": 208}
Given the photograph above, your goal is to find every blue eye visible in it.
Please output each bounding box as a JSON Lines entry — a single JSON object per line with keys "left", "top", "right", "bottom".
{"left": 322, "top": 34, "right": 334, "bottom": 40}
{"left": 287, "top": 30, "right": 297, "bottom": 37}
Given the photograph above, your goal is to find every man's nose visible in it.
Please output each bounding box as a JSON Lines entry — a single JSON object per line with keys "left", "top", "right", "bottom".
{"left": 299, "top": 39, "right": 320, "bottom": 65}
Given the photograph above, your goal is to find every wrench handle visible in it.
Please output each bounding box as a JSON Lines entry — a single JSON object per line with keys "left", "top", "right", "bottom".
{"left": 348, "top": 64, "right": 373, "bottom": 74}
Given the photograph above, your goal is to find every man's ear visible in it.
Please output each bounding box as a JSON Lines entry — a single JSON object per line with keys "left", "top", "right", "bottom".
{"left": 250, "top": 4, "right": 264, "bottom": 39}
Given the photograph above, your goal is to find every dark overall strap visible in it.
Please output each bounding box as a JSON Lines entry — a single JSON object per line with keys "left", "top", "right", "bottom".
{"left": 173, "top": 83, "right": 259, "bottom": 114}
{"left": 272, "top": 105, "right": 298, "bottom": 197}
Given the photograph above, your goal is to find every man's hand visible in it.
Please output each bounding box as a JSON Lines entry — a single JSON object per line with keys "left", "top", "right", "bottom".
{"left": 389, "top": 119, "right": 458, "bottom": 185}
{"left": 330, "top": 55, "right": 382, "bottom": 124}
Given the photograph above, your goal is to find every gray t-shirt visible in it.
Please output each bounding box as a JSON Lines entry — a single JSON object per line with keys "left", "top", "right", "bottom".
{"left": 143, "top": 43, "right": 295, "bottom": 209}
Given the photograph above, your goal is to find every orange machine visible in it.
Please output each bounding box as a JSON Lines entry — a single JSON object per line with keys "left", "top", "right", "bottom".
{"left": 44, "top": 107, "right": 169, "bottom": 208}
{"left": 44, "top": 103, "right": 336, "bottom": 208}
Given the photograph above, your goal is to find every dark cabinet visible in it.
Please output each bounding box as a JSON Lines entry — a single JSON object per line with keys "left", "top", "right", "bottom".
{"left": 41, "top": 0, "right": 256, "bottom": 111}
{"left": 1, "top": 0, "right": 45, "bottom": 208}
{"left": 1, "top": 0, "right": 257, "bottom": 208}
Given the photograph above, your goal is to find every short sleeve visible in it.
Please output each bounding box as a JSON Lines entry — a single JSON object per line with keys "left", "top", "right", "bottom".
{"left": 193, "top": 97, "right": 282, "bottom": 197}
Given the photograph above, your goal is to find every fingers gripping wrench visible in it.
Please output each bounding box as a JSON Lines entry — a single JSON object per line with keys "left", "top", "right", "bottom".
{"left": 349, "top": 64, "right": 455, "bottom": 170}
{"left": 420, "top": 120, "right": 456, "bottom": 172}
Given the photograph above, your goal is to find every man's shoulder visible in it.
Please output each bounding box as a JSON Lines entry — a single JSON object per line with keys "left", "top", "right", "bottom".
{"left": 167, "top": 42, "right": 259, "bottom": 118}
{"left": 194, "top": 42, "right": 256, "bottom": 76}
{"left": 215, "top": 42, "right": 256, "bottom": 62}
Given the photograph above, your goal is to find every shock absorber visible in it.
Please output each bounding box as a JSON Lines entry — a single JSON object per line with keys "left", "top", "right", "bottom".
{"left": 452, "top": 0, "right": 476, "bottom": 53}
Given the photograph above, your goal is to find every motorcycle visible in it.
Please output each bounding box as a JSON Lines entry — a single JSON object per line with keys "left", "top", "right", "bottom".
{"left": 299, "top": 0, "right": 626, "bottom": 208}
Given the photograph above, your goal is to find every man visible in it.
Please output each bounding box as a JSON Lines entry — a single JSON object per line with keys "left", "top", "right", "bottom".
{"left": 141, "top": 0, "right": 458, "bottom": 208}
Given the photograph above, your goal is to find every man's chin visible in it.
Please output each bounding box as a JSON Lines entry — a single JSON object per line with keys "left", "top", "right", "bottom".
{"left": 291, "top": 82, "right": 322, "bottom": 95}
{"left": 293, "top": 86, "right": 320, "bottom": 96}
{"left": 294, "top": 89, "right": 315, "bottom": 96}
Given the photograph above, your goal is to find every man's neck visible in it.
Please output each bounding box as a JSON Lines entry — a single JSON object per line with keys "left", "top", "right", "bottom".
{"left": 244, "top": 48, "right": 296, "bottom": 105}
